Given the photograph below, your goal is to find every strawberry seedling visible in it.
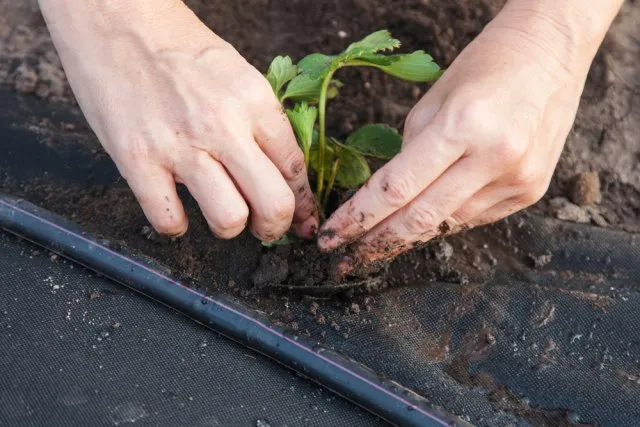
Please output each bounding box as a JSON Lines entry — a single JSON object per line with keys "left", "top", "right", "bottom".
{"left": 264, "top": 30, "right": 441, "bottom": 244}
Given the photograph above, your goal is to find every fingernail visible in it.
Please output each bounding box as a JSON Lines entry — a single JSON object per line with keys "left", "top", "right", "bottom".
{"left": 166, "top": 224, "right": 188, "bottom": 238}
{"left": 293, "top": 216, "right": 319, "bottom": 239}
{"left": 336, "top": 256, "right": 355, "bottom": 277}
{"left": 317, "top": 226, "right": 343, "bottom": 251}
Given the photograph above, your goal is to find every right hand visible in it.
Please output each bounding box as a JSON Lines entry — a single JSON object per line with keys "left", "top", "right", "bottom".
{"left": 40, "top": 0, "right": 318, "bottom": 241}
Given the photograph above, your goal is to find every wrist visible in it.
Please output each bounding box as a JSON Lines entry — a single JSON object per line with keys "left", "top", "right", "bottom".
{"left": 483, "top": 0, "right": 623, "bottom": 78}
{"left": 38, "top": 0, "right": 179, "bottom": 30}
{"left": 38, "top": 0, "right": 228, "bottom": 54}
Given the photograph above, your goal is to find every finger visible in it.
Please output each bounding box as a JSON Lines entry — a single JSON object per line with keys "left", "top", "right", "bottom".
{"left": 336, "top": 194, "right": 527, "bottom": 277}
{"left": 175, "top": 150, "right": 249, "bottom": 239}
{"left": 467, "top": 196, "right": 527, "bottom": 228}
{"left": 449, "top": 184, "right": 523, "bottom": 226}
{"left": 318, "top": 125, "right": 465, "bottom": 251}
{"left": 123, "top": 163, "right": 188, "bottom": 237}
{"left": 214, "top": 134, "right": 296, "bottom": 242}
{"left": 255, "top": 108, "right": 319, "bottom": 238}
{"left": 338, "top": 157, "right": 493, "bottom": 274}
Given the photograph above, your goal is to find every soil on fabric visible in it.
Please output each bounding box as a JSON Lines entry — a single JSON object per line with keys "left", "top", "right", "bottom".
{"left": 1, "top": 1, "right": 640, "bottom": 426}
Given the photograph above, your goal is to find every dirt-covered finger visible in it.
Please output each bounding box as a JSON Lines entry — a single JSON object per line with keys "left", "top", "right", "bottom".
{"left": 255, "top": 108, "right": 318, "bottom": 238}
{"left": 336, "top": 158, "right": 490, "bottom": 275}
{"left": 214, "top": 135, "right": 295, "bottom": 242}
{"left": 176, "top": 150, "right": 249, "bottom": 239}
{"left": 122, "top": 164, "right": 188, "bottom": 237}
{"left": 449, "top": 184, "right": 522, "bottom": 226}
{"left": 466, "top": 196, "right": 527, "bottom": 229}
{"left": 318, "top": 125, "right": 465, "bottom": 251}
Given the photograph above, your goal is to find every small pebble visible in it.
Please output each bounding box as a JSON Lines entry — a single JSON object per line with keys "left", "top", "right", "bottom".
{"left": 569, "top": 171, "right": 601, "bottom": 206}
{"left": 550, "top": 197, "right": 590, "bottom": 223}
{"left": 309, "top": 301, "right": 320, "bottom": 316}
{"left": 349, "top": 303, "right": 361, "bottom": 315}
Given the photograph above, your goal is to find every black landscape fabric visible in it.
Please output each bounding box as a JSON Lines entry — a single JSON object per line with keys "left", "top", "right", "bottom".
{"left": 0, "top": 231, "right": 386, "bottom": 427}
{"left": 0, "top": 195, "right": 462, "bottom": 427}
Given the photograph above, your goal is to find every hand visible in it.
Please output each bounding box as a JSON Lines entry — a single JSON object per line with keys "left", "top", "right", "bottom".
{"left": 318, "top": 6, "right": 599, "bottom": 274}
{"left": 40, "top": 0, "right": 318, "bottom": 241}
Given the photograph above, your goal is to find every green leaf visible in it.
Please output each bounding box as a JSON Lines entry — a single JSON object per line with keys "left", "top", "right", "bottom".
{"left": 261, "top": 233, "right": 298, "bottom": 247}
{"left": 266, "top": 56, "right": 297, "bottom": 96}
{"left": 335, "top": 146, "right": 371, "bottom": 189}
{"left": 309, "top": 137, "right": 335, "bottom": 176}
{"left": 350, "top": 54, "right": 395, "bottom": 66}
{"left": 376, "top": 51, "right": 441, "bottom": 82}
{"left": 297, "top": 53, "right": 335, "bottom": 79}
{"left": 346, "top": 51, "right": 442, "bottom": 82}
{"left": 346, "top": 124, "right": 402, "bottom": 159}
{"left": 281, "top": 74, "right": 323, "bottom": 103}
{"left": 285, "top": 103, "right": 317, "bottom": 154}
{"left": 341, "top": 30, "right": 401, "bottom": 60}
{"left": 310, "top": 140, "right": 371, "bottom": 189}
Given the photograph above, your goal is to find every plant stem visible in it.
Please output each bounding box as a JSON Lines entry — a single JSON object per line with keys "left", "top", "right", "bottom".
{"left": 303, "top": 142, "right": 310, "bottom": 170}
{"left": 316, "top": 69, "right": 336, "bottom": 202}
{"left": 323, "top": 158, "right": 340, "bottom": 209}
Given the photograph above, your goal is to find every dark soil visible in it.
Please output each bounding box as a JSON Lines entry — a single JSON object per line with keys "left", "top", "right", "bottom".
{"left": 1, "top": 1, "right": 640, "bottom": 426}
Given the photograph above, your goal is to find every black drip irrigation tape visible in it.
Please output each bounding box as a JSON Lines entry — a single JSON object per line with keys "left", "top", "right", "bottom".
{"left": 0, "top": 194, "right": 470, "bottom": 427}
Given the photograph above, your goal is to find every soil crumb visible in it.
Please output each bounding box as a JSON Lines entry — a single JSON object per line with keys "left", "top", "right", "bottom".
{"left": 550, "top": 198, "right": 591, "bottom": 224}
{"left": 569, "top": 171, "right": 601, "bottom": 206}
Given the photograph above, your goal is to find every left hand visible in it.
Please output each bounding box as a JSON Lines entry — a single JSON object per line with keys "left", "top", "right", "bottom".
{"left": 318, "top": 11, "right": 593, "bottom": 275}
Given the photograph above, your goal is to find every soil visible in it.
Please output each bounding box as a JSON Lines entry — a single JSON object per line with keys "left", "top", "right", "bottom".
{"left": 569, "top": 171, "right": 602, "bottom": 206}
{"left": 1, "top": 1, "right": 640, "bottom": 426}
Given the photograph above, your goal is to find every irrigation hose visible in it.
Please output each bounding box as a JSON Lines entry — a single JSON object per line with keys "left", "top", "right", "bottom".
{"left": 0, "top": 194, "right": 469, "bottom": 427}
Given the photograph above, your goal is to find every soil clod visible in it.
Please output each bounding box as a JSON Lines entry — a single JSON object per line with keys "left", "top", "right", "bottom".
{"left": 432, "top": 240, "right": 454, "bottom": 262}
{"left": 309, "top": 301, "right": 320, "bottom": 316}
{"left": 569, "top": 171, "right": 601, "bottom": 206}
{"left": 251, "top": 253, "right": 289, "bottom": 287}
{"left": 349, "top": 303, "right": 361, "bottom": 315}
{"left": 527, "top": 252, "right": 553, "bottom": 269}
{"left": 550, "top": 197, "right": 591, "bottom": 223}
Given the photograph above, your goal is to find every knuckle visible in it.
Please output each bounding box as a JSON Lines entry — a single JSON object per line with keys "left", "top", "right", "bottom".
{"left": 521, "top": 181, "right": 549, "bottom": 206}
{"left": 450, "top": 208, "right": 474, "bottom": 226}
{"left": 243, "top": 75, "right": 277, "bottom": 107}
{"left": 512, "top": 163, "right": 543, "bottom": 189}
{"left": 191, "top": 150, "right": 212, "bottom": 169}
{"left": 293, "top": 190, "right": 317, "bottom": 222}
{"left": 263, "top": 191, "right": 296, "bottom": 224}
{"left": 441, "top": 92, "right": 530, "bottom": 163}
{"left": 117, "top": 135, "right": 153, "bottom": 170}
{"left": 375, "top": 172, "right": 414, "bottom": 208}
{"left": 199, "top": 108, "right": 229, "bottom": 139}
{"left": 493, "top": 135, "right": 527, "bottom": 164}
{"left": 442, "top": 95, "right": 493, "bottom": 140}
{"left": 403, "top": 107, "right": 427, "bottom": 142}
{"left": 216, "top": 133, "right": 249, "bottom": 166}
{"left": 280, "top": 149, "right": 306, "bottom": 182}
{"left": 403, "top": 203, "right": 439, "bottom": 235}
{"left": 214, "top": 207, "right": 249, "bottom": 238}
